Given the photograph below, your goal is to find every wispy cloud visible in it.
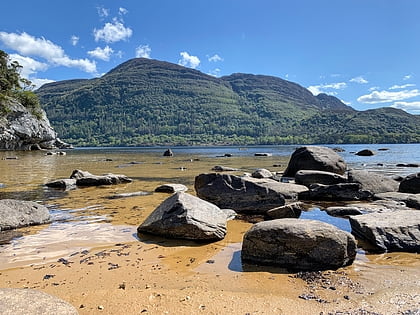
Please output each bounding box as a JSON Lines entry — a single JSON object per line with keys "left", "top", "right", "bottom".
{"left": 97, "top": 6, "right": 109, "bottom": 18}
{"left": 357, "top": 89, "right": 420, "bottom": 104}
{"left": 207, "top": 68, "right": 221, "bottom": 77}
{"left": 307, "top": 82, "right": 347, "bottom": 95}
{"left": 350, "top": 76, "right": 368, "bottom": 84}
{"left": 389, "top": 83, "right": 416, "bottom": 90}
{"left": 135, "top": 44, "right": 151, "bottom": 58}
{"left": 119, "top": 7, "right": 128, "bottom": 15}
{"left": 178, "top": 52, "right": 200, "bottom": 69}
{"left": 88, "top": 46, "right": 114, "bottom": 61}
{"left": 391, "top": 101, "right": 420, "bottom": 114}
{"left": 403, "top": 74, "right": 412, "bottom": 81}
{"left": 70, "top": 35, "right": 79, "bottom": 46}
{"left": 94, "top": 18, "right": 133, "bottom": 43}
{"left": 0, "top": 31, "right": 97, "bottom": 73}
{"left": 208, "top": 54, "right": 223, "bottom": 62}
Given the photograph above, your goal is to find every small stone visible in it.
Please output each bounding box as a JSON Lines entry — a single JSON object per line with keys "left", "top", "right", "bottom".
{"left": 98, "top": 305, "right": 104, "bottom": 310}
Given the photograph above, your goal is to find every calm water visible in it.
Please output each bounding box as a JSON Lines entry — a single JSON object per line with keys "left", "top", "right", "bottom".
{"left": 0, "top": 143, "right": 419, "bottom": 268}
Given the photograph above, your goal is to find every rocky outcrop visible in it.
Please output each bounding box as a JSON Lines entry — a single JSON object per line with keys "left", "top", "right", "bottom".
{"left": 241, "top": 219, "right": 357, "bottom": 271}
{"left": 0, "top": 288, "right": 78, "bottom": 315}
{"left": 349, "top": 211, "right": 420, "bottom": 252}
{"left": 399, "top": 172, "right": 420, "bottom": 194}
{"left": 299, "top": 183, "right": 372, "bottom": 201}
{"left": 374, "top": 192, "right": 420, "bottom": 210}
{"left": 0, "top": 99, "right": 70, "bottom": 150}
{"left": 0, "top": 199, "right": 50, "bottom": 231}
{"left": 348, "top": 170, "right": 399, "bottom": 194}
{"left": 283, "top": 146, "right": 347, "bottom": 177}
{"left": 137, "top": 192, "right": 228, "bottom": 241}
{"left": 295, "top": 170, "right": 347, "bottom": 187}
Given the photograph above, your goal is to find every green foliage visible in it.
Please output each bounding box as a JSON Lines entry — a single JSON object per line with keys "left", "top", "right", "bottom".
{"left": 36, "top": 58, "right": 420, "bottom": 146}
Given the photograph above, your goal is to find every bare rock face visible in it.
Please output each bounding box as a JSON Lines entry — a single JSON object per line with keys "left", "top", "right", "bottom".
{"left": 0, "top": 99, "right": 70, "bottom": 150}
{"left": 241, "top": 219, "right": 357, "bottom": 271}
{"left": 138, "top": 192, "right": 228, "bottom": 241}
{"left": 283, "top": 146, "right": 347, "bottom": 177}
{"left": 348, "top": 170, "right": 399, "bottom": 194}
{"left": 0, "top": 199, "right": 50, "bottom": 231}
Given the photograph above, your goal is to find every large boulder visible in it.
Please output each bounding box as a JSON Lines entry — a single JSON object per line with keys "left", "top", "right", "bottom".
{"left": 194, "top": 173, "right": 307, "bottom": 213}
{"left": 283, "top": 146, "right": 347, "bottom": 177}
{"left": 137, "top": 192, "right": 228, "bottom": 241}
{"left": 0, "top": 288, "right": 78, "bottom": 315}
{"left": 295, "top": 170, "right": 347, "bottom": 187}
{"left": 349, "top": 211, "right": 420, "bottom": 252}
{"left": 0, "top": 199, "right": 50, "bottom": 231}
{"left": 374, "top": 192, "right": 420, "bottom": 210}
{"left": 348, "top": 170, "right": 399, "bottom": 194}
{"left": 241, "top": 219, "right": 357, "bottom": 271}
{"left": 399, "top": 172, "right": 420, "bottom": 194}
{"left": 299, "top": 183, "right": 372, "bottom": 201}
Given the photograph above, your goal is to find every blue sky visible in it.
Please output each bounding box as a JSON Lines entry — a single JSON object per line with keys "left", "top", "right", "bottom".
{"left": 1, "top": 0, "right": 420, "bottom": 114}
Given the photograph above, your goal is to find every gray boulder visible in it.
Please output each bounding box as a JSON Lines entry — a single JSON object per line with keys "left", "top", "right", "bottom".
{"left": 325, "top": 206, "right": 363, "bottom": 217}
{"left": 241, "top": 219, "right": 357, "bottom": 271}
{"left": 349, "top": 211, "right": 420, "bottom": 252}
{"left": 45, "top": 178, "right": 77, "bottom": 190}
{"left": 137, "top": 192, "right": 228, "bottom": 240}
{"left": 155, "top": 183, "right": 188, "bottom": 193}
{"left": 195, "top": 173, "right": 307, "bottom": 213}
{"left": 0, "top": 288, "right": 78, "bottom": 315}
{"left": 355, "top": 149, "right": 375, "bottom": 156}
{"left": 374, "top": 192, "right": 420, "bottom": 210}
{"left": 70, "top": 169, "right": 132, "bottom": 186}
{"left": 299, "top": 183, "right": 372, "bottom": 201}
{"left": 266, "top": 202, "right": 303, "bottom": 219}
{"left": 399, "top": 172, "right": 420, "bottom": 194}
{"left": 251, "top": 168, "right": 273, "bottom": 179}
{"left": 283, "top": 146, "right": 347, "bottom": 177}
{"left": 348, "top": 170, "right": 399, "bottom": 194}
{"left": 295, "top": 169, "right": 347, "bottom": 187}
{"left": 0, "top": 199, "right": 50, "bottom": 231}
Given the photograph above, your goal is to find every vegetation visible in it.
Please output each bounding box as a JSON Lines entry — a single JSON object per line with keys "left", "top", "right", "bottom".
{"left": 36, "top": 58, "right": 420, "bottom": 146}
{"left": 0, "top": 50, "right": 43, "bottom": 118}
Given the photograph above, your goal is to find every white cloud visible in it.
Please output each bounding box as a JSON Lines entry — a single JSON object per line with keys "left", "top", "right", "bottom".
{"left": 70, "top": 35, "right": 79, "bottom": 46}
{"left": 403, "top": 74, "right": 412, "bottom": 81}
{"left": 32, "top": 78, "right": 55, "bottom": 89}
{"left": 88, "top": 46, "right": 114, "bottom": 61}
{"left": 97, "top": 6, "right": 109, "bottom": 18}
{"left": 389, "top": 83, "right": 416, "bottom": 90}
{"left": 135, "top": 44, "right": 151, "bottom": 58}
{"left": 369, "top": 86, "right": 380, "bottom": 91}
{"left": 207, "top": 68, "right": 221, "bottom": 77}
{"left": 94, "top": 19, "right": 133, "bottom": 43}
{"left": 307, "top": 82, "right": 347, "bottom": 95}
{"left": 178, "top": 52, "right": 200, "bottom": 69}
{"left": 119, "top": 7, "right": 128, "bottom": 15}
{"left": 0, "top": 31, "right": 97, "bottom": 73}
{"left": 391, "top": 101, "right": 420, "bottom": 114}
{"left": 350, "top": 76, "right": 368, "bottom": 84}
{"left": 9, "top": 53, "right": 48, "bottom": 77}
{"left": 208, "top": 54, "right": 223, "bottom": 62}
{"left": 357, "top": 89, "right": 420, "bottom": 104}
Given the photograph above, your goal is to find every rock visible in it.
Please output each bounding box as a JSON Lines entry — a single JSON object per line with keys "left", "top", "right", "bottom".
{"left": 299, "top": 183, "right": 372, "bottom": 201}
{"left": 399, "top": 172, "right": 420, "bottom": 194}
{"left": 355, "top": 149, "right": 375, "bottom": 156}
{"left": 283, "top": 146, "right": 347, "bottom": 177}
{"left": 195, "top": 173, "right": 307, "bottom": 213}
{"left": 0, "top": 230, "right": 23, "bottom": 245}
{"left": 0, "top": 99, "right": 70, "bottom": 151}
{"left": 349, "top": 211, "right": 420, "bottom": 252}
{"left": 137, "top": 192, "right": 228, "bottom": 240}
{"left": 155, "top": 184, "right": 188, "bottom": 193}
{"left": 396, "top": 163, "right": 419, "bottom": 168}
{"left": 106, "top": 191, "right": 151, "bottom": 199}
{"left": 241, "top": 219, "right": 357, "bottom": 271}
{"left": 0, "top": 199, "right": 51, "bottom": 231}
{"left": 211, "top": 165, "right": 239, "bottom": 172}
{"left": 347, "top": 170, "right": 399, "bottom": 194}
{"left": 295, "top": 170, "right": 347, "bottom": 187}
{"left": 163, "top": 149, "right": 173, "bottom": 157}
{"left": 254, "top": 153, "right": 272, "bottom": 156}
{"left": 378, "top": 148, "right": 389, "bottom": 151}
{"left": 0, "top": 288, "right": 78, "bottom": 315}
{"left": 45, "top": 178, "right": 77, "bottom": 190}
{"left": 266, "top": 202, "right": 303, "bottom": 219}
{"left": 69, "top": 169, "right": 132, "bottom": 186}
{"left": 251, "top": 168, "right": 273, "bottom": 179}
{"left": 374, "top": 192, "right": 420, "bottom": 210}
{"left": 325, "top": 207, "right": 363, "bottom": 217}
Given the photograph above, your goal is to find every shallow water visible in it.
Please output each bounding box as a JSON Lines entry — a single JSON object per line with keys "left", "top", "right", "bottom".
{"left": 0, "top": 144, "right": 419, "bottom": 270}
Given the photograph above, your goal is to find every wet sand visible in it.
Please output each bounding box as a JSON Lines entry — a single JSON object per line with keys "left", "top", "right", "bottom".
{"left": 0, "top": 149, "right": 419, "bottom": 314}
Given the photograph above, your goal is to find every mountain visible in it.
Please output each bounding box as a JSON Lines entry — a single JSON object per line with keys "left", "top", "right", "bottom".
{"left": 36, "top": 58, "right": 420, "bottom": 146}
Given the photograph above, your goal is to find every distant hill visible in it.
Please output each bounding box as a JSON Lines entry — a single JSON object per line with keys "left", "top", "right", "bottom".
{"left": 36, "top": 58, "right": 420, "bottom": 146}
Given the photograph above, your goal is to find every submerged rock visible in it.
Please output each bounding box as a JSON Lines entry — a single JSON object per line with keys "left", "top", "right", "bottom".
{"left": 138, "top": 192, "right": 228, "bottom": 241}
{"left": 0, "top": 199, "right": 50, "bottom": 231}
{"left": 241, "top": 219, "right": 357, "bottom": 271}
{"left": 349, "top": 211, "right": 420, "bottom": 252}
{"left": 70, "top": 169, "right": 132, "bottom": 186}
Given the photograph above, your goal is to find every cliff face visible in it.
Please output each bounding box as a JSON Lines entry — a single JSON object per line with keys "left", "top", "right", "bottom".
{"left": 0, "top": 99, "right": 70, "bottom": 150}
